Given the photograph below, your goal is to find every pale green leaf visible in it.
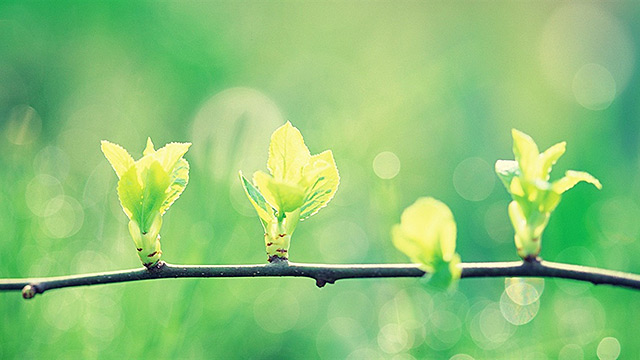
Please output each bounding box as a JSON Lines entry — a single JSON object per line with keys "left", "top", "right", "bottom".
{"left": 160, "top": 158, "right": 190, "bottom": 216}
{"left": 552, "top": 170, "right": 602, "bottom": 194}
{"left": 392, "top": 197, "right": 457, "bottom": 266}
{"left": 143, "top": 137, "right": 155, "bottom": 156}
{"left": 154, "top": 142, "right": 192, "bottom": 173}
{"left": 508, "top": 200, "right": 527, "bottom": 237}
{"left": 512, "top": 129, "right": 539, "bottom": 179}
{"left": 140, "top": 160, "right": 171, "bottom": 232}
{"left": 253, "top": 171, "right": 305, "bottom": 215}
{"left": 101, "top": 140, "right": 135, "bottom": 179}
{"left": 426, "top": 254, "right": 462, "bottom": 289}
{"left": 117, "top": 165, "right": 143, "bottom": 221}
{"left": 392, "top": 225, "right": 433, "bottom": 271}
{"left": 509, "top": 176, "right": 526, "bottom": 197}
{"left": 538, "top": 141, "right": 566, "bottom": 181}
{"left": 253, "top": 171, "right": 280, "bottom": 213}
{"left": 266, "top": 179, "right": 306, "bottom": 214}
{"left": 267, "top": 122, "right": 311, "bottom": 183}
{"left": 300, "top": 150, "right": 340, "bottom": 220}
{"left": 240, "top": 171, "right": 275, "bottom": 224}
{"left": 495, "top": 160, "right": 519, "bottom": 191}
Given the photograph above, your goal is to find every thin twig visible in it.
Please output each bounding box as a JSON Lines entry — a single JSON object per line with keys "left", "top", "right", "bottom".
{"left": 1, "top": 259, "right": 640, "bottom": 299}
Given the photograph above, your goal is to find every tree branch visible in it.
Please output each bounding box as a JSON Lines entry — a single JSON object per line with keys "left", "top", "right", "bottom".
{"left": 2, "top": 259, "right": 640, "bottom": 299}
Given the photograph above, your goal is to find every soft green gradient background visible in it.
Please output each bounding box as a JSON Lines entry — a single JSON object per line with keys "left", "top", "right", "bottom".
{"left": 1, "top": 2, "right": 639, "bottom": 359}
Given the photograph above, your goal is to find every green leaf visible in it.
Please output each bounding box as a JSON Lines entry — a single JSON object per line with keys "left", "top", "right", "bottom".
{"left": 160, "top": 158, "right": 190, "bottom": 216}
{"left": 425, "top": 254, "right": 462, "bottom": 289}
{"left": 240, "top": 172, "right": 275, "bottom": 224}
{"left": 300, "top": 150, "right": 340, "bottom": 220}
{"left": 154, "top": 142, "right": 192, "bottom": 173}
{"left": 140, "top": 160, "right": 171, "bottom": 232}
{"left": 392, "top": 224, "right": 432, "bottom": 270}
{"left": 392, "top": 197, "right": 458, "bottom": 269}
{"left": 495, "top": 160, "right": 519, "bottom": 191}
{"left": 101, "top": 140, "right": 135, "bottom": 178}
{"left": 253, "top": 171, "right": 306, "bottom": 215}
{"left": 253, "top": 171, "right": 281, "bottom": 214}
{"left": 117, "top": 166, "right": 143, "bottom": 221}
{"left": 267, "top": 122, "right": 311, "bottom": 183}
{"left": 266, "top": 179, "right": 306, "bottom": 214}
{"left": 538, "top": 141, "right": 566, "bottom": 181}
{"left": 511, "top": 129, "right": 539, "bottom": 179}
{"left": 552, "top": 170, "right": 602, "bottom": 194}
{"left": 143, "top": 137, "right": 155, "bottom": 156}
{"left": 507, "top": 200, "right": 527, "bottom": 238}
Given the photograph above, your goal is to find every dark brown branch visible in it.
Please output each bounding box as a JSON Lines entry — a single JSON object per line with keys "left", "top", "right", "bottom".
{"left": 2, "top": 259, "right": 640, "bottom": 299}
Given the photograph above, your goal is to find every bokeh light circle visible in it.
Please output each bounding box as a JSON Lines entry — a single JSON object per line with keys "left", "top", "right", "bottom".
{"left": 540, "top": 4, "right": 635, "bottom": 100}
{"left": 572, "top": 63, "right": 616, "bottom": 110}
{"left": 377, "top": 323, "right": 411, "bottom": 354}
{"left": 453, "top": 157, "right": 494, "bottom": 202}
{"left": 26, "top": 174, "right": 64, "bottom": 217}
{"left": 42, "top": 195, "right": 85, "bottom": 238}
{"left": 373, "top": 151, "right": 401, "bottom": 180}
{"left": 504, "top": 278, "right": 544, "bottom": 305}
{"left": 318, "top": 221, "right": 368, "bottom": 263}
{"left": 597, "top": 337, "right": 621, "bottom": 360}
{"left": 253, "top": 287, "right": 300, "bottom": 334}
{"left": 559, "top": 344, "right": 584, "bottom": 360}
{"left": 499, "top": 288, "right": 540, "bottom": 325}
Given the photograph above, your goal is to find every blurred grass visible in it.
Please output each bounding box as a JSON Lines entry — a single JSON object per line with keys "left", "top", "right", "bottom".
{"left": 1, "top": 1, "right": 640, "bottom": 359}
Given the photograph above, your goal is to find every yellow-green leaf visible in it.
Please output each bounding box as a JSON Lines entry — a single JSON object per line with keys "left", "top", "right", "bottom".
{"left": 160, "top": 158, "right": 190, "bottom": 216}
{"left": 266, "top": 179, "right": 306, "bottom": 214}
{"left": 392, "top": 197, "right": 457, "bottom": 266}
{"left": 392, "top": 224, "right": 433, "bottom": 270}
{"left": 143, "top": 137, "right": 155, "bottom": 156}
{"left": 140, "top": 160, "right": 171, "bottom": 232}
{"left": 538, "top": 141, "right": 566, "bottom": 181}
{"left": 253, "top": 171, "right": 280, "bottom": 213}
{"left": 552, "top": 170, "right": 602, "bottom": 194}
{"left": 512, "top": 129, "right": 539, "bottom": 179}
{"left": 154, "top": 142, "right": 192, "bottom": 173}
{"left": 101, "top": 140, "right": 135, "bottom": 179}
{"left": 117, "top": 165, "right": 143, "bottom": 221}
{"left": 300, "top": 150, "right": 340, "bottom": 220}
{"left": 254, "top": 170, "right": 305, "bottom": 215}
{"left": 267, "top": 122, "right": 311, "bottom": 184}
{"left": 240, "top": 172, "right": 275, "bottom": 225}
{"left": 495, "top": 160, "right": 519, "bottom": 191}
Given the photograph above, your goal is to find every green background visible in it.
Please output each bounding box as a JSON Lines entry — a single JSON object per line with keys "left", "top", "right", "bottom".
{"left": 1, "top": 1, "right": 639, "bottom": 359}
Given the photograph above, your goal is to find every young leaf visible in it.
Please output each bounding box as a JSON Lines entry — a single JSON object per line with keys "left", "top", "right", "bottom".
{"left": 495, "top": 160, "right": 519, "bottom": 191}
{"left": 103, "top": 138, "right": 191, "bottom": 267}
{"left": 267, "top": 121, "right": 311, "bottom": 183}
{"left": 101, "top": 141, "right": 135, "bottom": 178}
{"left": 160, "top": 158, "right": 190, "bottom": 216}
{"left": 240, "top": 172, "right": 275, "bottom": 225}
{"left": 496, "top": 129, "right": 601, "bottom": 259}
{"left": 253, "top": 171, "right": 283, "bottom": 214}
{"left": 392, "top": 197, "right": 458, "bottom": 269}
{"left": 139, "top": 161, "right": 171, "bottom": 232}
{"left": 117, "top": 166, "right": 143, "bottom": 221}
{"left": 511, "top": 129, "right": 539, "bottom": 179}
{"left": 538, "top": 141, "right": 566, "bottom": 181}
{"left": 552, "top": 170, "right": 602, "bottom": 194}
{"left": 300, "top": 150, "right": 340, "bottom": 220}
{"left": 265, "top": 179, "right": 306, "bottom": 213}
{"left": 155, "top": 142, "right": 192, "bottom": 173}
{"left": 241, "top": 122, "right": 340, "bottom": 262}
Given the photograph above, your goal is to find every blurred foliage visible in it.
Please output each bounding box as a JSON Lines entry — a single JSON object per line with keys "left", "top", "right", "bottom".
{"left": 1, "top": 1, "right": 640, "bottom": 359}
